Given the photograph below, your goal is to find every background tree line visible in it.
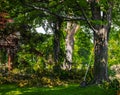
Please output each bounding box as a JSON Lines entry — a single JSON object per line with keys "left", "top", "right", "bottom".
{"left": 0, "top": 0, "right": 120, "bottom": 86}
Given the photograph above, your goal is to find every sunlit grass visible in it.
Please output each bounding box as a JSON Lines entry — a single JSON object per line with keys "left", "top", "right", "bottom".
{"left": 0, "top": 84, "right": 115, "bottom": 95}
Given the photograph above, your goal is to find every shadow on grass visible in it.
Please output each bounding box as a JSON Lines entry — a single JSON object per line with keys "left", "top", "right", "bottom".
{"left": 0, "top": 84, "right": 115, "bottom": 95}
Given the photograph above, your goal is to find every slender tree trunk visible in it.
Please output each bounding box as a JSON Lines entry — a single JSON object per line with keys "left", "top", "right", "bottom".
{"left": 7, "top": 49, "right": 12, "bottom": 71}
{"left": 53, "top": 19, "right": 62, "bottom": 63}
{"left": 62, "top": 22, "right": 79, "bottom": 70}
{"left": 53, "top": 30, "right": 60, "bottom": 63}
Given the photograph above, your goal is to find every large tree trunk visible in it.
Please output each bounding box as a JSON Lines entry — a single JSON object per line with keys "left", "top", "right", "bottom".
{"left": 62, "top": 22, "right": 79, "bottom": 70}
{"left": 93, "top": 26, "right": 109, "bottom": 83}
{"left": 89, "top": 0, "right": 112, "bottom": 83}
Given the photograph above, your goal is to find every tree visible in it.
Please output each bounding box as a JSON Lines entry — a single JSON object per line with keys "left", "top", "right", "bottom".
{"left": 4, "top": 0, "right": 120, "bottom": 83}
{"left": 65, "top": 0, "right": 113, "bottom": 83}
{"left": 62, "top": 22, "right": 79, "bottom": 70}
{"left": 87, "top": 0, "right": 112, "bottom": 83}
{"left": 0, "top": 11, "right": 20, "bottom": 71}
{"left": 61, "top": 0, "right": 118, "bottom": 83}
{"left": 47, "top": 18, "right": 63, "bottom": 63}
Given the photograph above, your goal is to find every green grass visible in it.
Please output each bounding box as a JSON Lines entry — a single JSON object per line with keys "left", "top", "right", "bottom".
{"left": 0, "top": 84, "right": 115, "bottom": 95}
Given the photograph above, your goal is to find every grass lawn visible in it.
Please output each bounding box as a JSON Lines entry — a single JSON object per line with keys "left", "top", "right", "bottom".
{"left": 0, "top": 84, "right": 116, "bottom": 95}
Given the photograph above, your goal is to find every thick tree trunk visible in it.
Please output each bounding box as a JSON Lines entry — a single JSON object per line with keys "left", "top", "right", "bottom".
{"left": 93, "top": 26, "right": 109, "bottom": 83}
{"left": 62, "top": 22, "right": 79, "bottom": 70}
{"left": 88, "top": 0, "right": 112, "bottom": 83}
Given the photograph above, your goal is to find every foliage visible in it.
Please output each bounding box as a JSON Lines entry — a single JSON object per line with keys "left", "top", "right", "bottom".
{"left": 0, "top": 68, "right": 66, "bottom": 87}
{"left": 0, "top": 66, "right": 94, "bottom": 87}
{"left": 0, "top": 49, "right": 7, "bottom": 65}
{"left": 0, "top": 0, "right": 120, "bottom": 89}
{"left": 73, "top": 27, "right": 93, "bottom": 68}
{"left": 108, "top": 27, "right": 120, "bottom": 66}
{"left": 16, "top": 31, "right": 54, "bottom": 72}
{"left": 98, "top": 79, "right": 120, "bottom": 93}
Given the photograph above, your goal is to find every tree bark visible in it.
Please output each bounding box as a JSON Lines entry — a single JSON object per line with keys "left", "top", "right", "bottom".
{"left": 62, "top": 22, "right": 79, "bottom": 70}
{"left": 89, "top": 0, "right": 112, "bottom": 83}
{"left": 7, "top": 49, "right": 12, "bottom": 71}
{"left": 93, "top": 26, "right": 109, "bottom": 83}
{"left": 53, "top": 19, "right": 62, "bottom": 63}
{"left": 53, "top": 30, "right": 60, "bottom": 63}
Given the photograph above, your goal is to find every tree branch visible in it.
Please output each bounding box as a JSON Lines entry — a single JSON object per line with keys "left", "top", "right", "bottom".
{"left": 107, "top": 3, "right": 112, "bottom": 28}
{"left": 20, "top": 1, "right": 85, "bottom": 21}
{"left": 75, "top": 2, "right": 97, "bottom": 32}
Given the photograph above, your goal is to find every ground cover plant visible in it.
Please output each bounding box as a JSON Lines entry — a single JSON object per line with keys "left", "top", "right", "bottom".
{"left": 0, "top": 84, "right": 116, "bottom": 95}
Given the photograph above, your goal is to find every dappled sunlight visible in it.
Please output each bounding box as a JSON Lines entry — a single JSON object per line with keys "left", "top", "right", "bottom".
{"left": 0, "top": 84, "right": 70, "bottom": 95}
{"left": 5, "top": 90, "right": 22, "bottom": 95}
{"left": 0, "top": 84, "right": 115, "bottom": 95}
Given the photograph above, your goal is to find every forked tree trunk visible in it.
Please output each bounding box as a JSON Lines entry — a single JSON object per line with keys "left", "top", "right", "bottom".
{"left": 62, "top": 22, "right": 79, "bottom": 70}
{"left": 89, "top": 0, "right": 112, "bottom": 83}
